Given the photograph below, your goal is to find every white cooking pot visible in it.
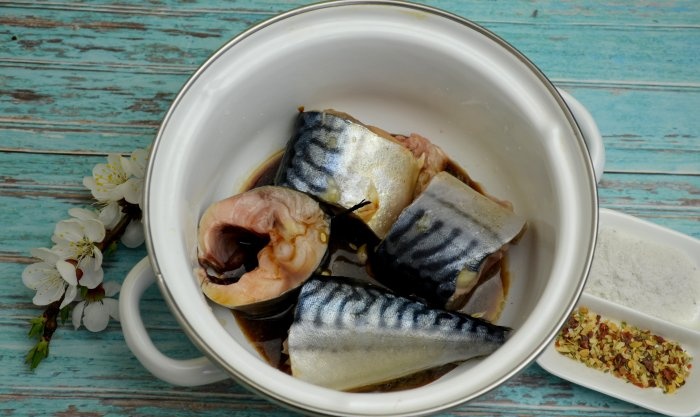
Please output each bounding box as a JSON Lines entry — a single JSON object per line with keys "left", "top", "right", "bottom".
{"left": 120, "top": 1, "right": 602, "bottom": 415}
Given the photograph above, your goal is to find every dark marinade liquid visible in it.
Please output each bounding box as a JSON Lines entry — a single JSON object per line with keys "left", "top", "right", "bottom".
{"left": 233, "top": 151, "right": 511, "bottom": 391}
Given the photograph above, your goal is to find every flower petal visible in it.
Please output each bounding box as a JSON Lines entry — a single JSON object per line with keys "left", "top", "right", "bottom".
{"left": 22, "top": 264, "right": 64, "bottom": 302}
{"left": 61, "top": 285, "right": 78, "bottom": 309}
{"left": 106, "top": 153, "right": 124, "bottom": 168}
{"left": 69, "top": 207, "right": 98, "bottom": 221}
{"left": 103, "top": 281, "right": 121, "bottom": 297}
{"left": 103, "top": 298, "right": 120, "bottom": 321}
{"left": 53, "top": 219, "right": 83, "bottom": 244}
{"left": 22, "top": 262, "right": 54, "bottom": 289}
{"left": 78, "top": 263, "right": 104, "bottom": 289}
{"left": 83, "top": 302, "right": 110, "bottom": 332}
{"left": 72, "top": 301, "right": 86, "bottom": 330}
{"left": 91, "top": 162, "right": 110, "bottom": 179}
{"left": 92, "top": 161, "right": 118, "bottom": 186}
{"left": 125, "top": 148, "right": 148, "bottom": 178}
{"left": 83, "top": 176, "right": 97, "bottom": 191}
{"left": 121, "top": 219, "right": 145, "bottom": 248}
{"left": 93, "top": 247, "right": 103, "bottom": 270}
{"left": 120, "top": 178, "right": 143, "bottom": 206}
{"left": 50, "top": 243, "right": 75, "bottom": 260}
{"left": 83, "top": 218, "right": 106, "bottom": 243}
{"left": 119, "top": 154, "right": 134, "bottom": 178}
{"left": 56, "top": 260, "right": 79, "bottom": 286}
{"left": 33, "top": 282, "right": 65, "bottom": 306}
{"left": 99, "top": 201, "right": 122, "bottom": 230}
{"left": 24, "top": 260, "right": 68, "bottom": 305}
{"left": 30, "top": 247, "right": 60, "bottom": 264}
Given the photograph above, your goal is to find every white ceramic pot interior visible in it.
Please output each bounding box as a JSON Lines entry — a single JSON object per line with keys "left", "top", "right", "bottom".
{"left": 145, "top": 2, "right": 598, "bottom": 416}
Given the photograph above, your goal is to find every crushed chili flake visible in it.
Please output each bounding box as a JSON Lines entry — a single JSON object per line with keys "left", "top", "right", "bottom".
{"left": 555, "top": 306, "right": 693, "bottom": 394}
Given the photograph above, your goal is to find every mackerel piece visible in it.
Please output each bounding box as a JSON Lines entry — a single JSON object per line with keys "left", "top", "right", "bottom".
{"left": 288, "top": 276, "right": 511, "bottom": 391}
{"left": 374, "top": 172, "right": 526, "bottom": 310}
{"left": 275, "top": 110, "right": 421, "bottom": 238}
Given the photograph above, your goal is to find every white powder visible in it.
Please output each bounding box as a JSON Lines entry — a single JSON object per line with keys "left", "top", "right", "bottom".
{"left": 584, "top": 226, "right": 700, "bottom": 327}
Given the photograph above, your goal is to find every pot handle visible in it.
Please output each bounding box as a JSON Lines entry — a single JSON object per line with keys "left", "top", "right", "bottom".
{"left": 119, "top": 257, "right": 229, "bottom": 386}
{"left": 557, "top": 88, "right": 606, "bottom": 184}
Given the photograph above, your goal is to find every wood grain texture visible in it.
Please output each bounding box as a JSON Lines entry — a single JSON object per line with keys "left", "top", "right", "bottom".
{"left": 1, "top": 0, "right": 698, "bottom": 416}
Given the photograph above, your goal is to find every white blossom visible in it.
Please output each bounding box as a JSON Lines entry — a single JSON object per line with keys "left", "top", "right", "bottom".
{"left": 22, "top": 248, "right": 77, "bottom": 308}
{"left": 72, "top": 281, "right": 121, "bottom": 332}
{"left": 24, "top": 146, "right": 149, "bottom": 342}
{"left": 51, "top": 216, "right": 106, "bottom": 289}
{"left": 52, "top": 217, "right": 104, "bottom": 262}
{"left": 82, "top": 148, "right": 148, "bottom": 207}
{"left": 83, "top": 154, "right": 130, "bottom": 203}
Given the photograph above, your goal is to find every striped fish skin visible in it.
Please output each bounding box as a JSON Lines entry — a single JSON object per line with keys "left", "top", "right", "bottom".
{"left": 287, "top": 276, "right": 511, "bottom": 391}
{"left": 275, "top": 110, "right": 420, "bottom": 239}
{"left": 373, "top": 172, "right": 526, "bottom": 310}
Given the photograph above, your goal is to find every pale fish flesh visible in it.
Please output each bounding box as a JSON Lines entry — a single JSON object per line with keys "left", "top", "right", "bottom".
{"left": 196, "top": 186, "right": 330, "bottom": 310}
{"left": 392, "top": 132, "right": 451, "bottom": 197}
{"left": 275, "top": 110, "right": 421, "bottom": 239}
{"left": 287, "top": 276, "right": 511, "bottom": 391}
{"left": 373, "top": 172, "right": 526, "bottom": 310}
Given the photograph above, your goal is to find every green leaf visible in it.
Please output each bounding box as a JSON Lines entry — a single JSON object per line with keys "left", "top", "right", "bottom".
{"left": 25, "top": 339, "right": 49, "bottom": 370}
{"left": 27, "top": 316, "right": 45, "bottom": 339}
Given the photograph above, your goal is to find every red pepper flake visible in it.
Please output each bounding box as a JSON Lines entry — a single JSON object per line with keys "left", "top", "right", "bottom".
{"left": 579, "top": 335, "right": 590, "bottom": 350}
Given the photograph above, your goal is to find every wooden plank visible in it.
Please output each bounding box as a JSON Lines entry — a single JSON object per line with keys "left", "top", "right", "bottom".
{"left": 560, "top": 86, "right": 700, "bottom": 174}
{"left": 1, "top": 86, "right": 697, "bottom": 174}
{"left": 0, "top": 7, "right": 265, "bottom": 70}
{"left": 0, "top": 125, "right": 155, "bottom": 155}
{"left": 1, "top": 2, "right": 698, "bottom": 83}
{"left": 599, "top": 172, "right": 700, "bottom": 209}
{"left": 1, "top": 23, "right": 698, "bottom": 86}
{"left": 483, "top": 364, "right": 648, "bottom": 414}
{"left": 0, "top": 65, "right": 186, "bottom": 126}
{"left": 3, "top": 0, "right": 699, "bottom": 25}
{"left": 0, "top": 152, "right": 107, "bottom": 187}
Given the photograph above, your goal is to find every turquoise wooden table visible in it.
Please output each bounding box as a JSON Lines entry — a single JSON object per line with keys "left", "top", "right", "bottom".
{"left": 1, "top": 0, "right": 698, "bottom": 415}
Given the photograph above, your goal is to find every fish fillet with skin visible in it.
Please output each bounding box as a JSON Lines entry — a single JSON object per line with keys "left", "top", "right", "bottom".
{"left": 373, "top": 171, "right": 526, "bottom": 310}
{"left": 287, "top": 276, "right": 511, "bottom": 391}
{"left": 275, "top": 110, "right": 421, "bottom": 239}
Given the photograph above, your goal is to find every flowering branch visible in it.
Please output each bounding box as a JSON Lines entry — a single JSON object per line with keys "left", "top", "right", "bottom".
{"left": 22, "top": 148, "right": 149, "bottom": 369}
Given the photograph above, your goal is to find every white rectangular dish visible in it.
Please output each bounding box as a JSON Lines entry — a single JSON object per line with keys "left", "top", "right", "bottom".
{"left": 538, "top": 208, "right": 700, "bottom": 416}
